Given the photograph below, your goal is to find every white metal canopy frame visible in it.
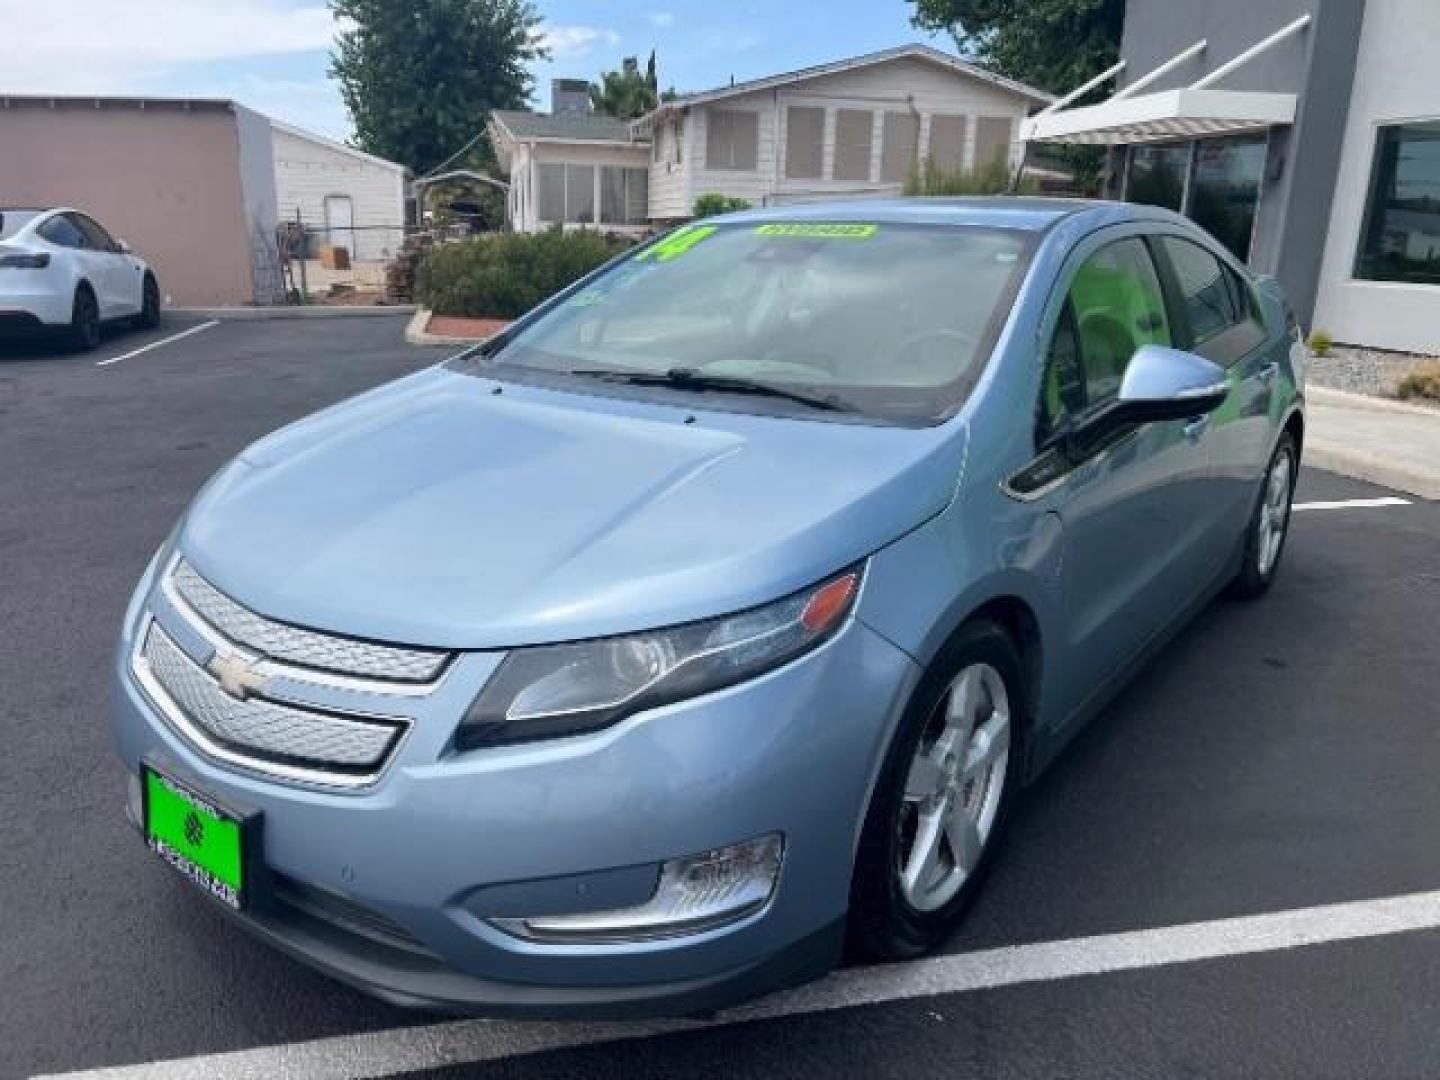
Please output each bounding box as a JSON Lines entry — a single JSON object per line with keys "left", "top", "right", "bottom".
{"left": 1021, "top": 14, "right": 1311, "bottom": 146}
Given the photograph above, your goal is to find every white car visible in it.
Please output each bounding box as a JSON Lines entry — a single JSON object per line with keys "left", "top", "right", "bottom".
{"left": 0, "top": 207, "right": 160, "bottom": 351}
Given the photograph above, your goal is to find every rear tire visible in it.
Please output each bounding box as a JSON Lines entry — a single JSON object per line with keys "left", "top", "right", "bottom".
{"left": 132, "top": 274, "right": 161, "bottom": 330}
{"left": 1230, "top": 432, "right": 1298, "bottom": 599}
{"left": 66, "top": 286, "right": 101, "bottom": 352}
{"left": 848, "top": 619, "right": 1026, "bottom": 960}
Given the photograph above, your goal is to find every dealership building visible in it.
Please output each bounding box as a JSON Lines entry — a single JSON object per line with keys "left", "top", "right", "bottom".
{"left": 1024, "top": 0, "right": 1440, "bottom": 355}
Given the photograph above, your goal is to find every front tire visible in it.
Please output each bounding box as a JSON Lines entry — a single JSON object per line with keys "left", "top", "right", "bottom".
{"left": 1230, "top": 432, "right": 1298, "bottom": 599}
{"left": 66, "top": 286, "right": 101, "bottom": 352}
{"left": 132, "top": 274, "right": 161, "bottom": 330}
{"left": 848, "top": 619, "right": 1026, "bottom": 960}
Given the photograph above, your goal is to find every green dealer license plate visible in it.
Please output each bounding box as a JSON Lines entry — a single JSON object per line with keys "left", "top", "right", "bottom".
{"left": 142, "top": 765, "right": 251, "bottom": 909}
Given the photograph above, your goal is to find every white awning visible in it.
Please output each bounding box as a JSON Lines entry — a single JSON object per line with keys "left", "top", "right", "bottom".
{"left": 1021, "top": 87, "right": 1296, "bottom": 145}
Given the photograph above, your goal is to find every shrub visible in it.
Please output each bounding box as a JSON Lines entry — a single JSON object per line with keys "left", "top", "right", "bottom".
{"left": 1396, "top": 361, "right": 1440, "bottom": 403}
{"left": 1307, "top": 329, "right": 1334, "bottom": 357}
{"left": 414, "top": 228, "right": 633, "bottom": 319}
{"left": 693, "top": 193, "right": 753, "bottom": 218}
{"left": 904, "top": 157, "right": 1030, "bottom": 197}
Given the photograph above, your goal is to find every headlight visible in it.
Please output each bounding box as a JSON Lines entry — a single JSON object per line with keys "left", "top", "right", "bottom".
{"left": 456, "top": 566, "right": 863, "bottom": 749}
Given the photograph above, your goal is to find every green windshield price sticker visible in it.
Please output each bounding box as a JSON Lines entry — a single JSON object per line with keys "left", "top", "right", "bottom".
{"left": 754, "top": 223, "right": 878, "bottom": 239}
{"left": 636, "top": 224, "right": 717, "bottom": 262}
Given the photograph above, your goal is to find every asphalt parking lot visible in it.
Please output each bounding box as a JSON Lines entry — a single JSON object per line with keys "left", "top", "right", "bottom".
{"left": 2, "top": 314, "right": 1438, "bottom": 1079}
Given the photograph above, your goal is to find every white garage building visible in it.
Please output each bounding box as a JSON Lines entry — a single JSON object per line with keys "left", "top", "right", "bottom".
{"left": 270, "top": 120, "right": 407, "bottom": 265}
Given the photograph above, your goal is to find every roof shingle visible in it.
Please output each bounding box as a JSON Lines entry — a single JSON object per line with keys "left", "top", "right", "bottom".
{"left": 490, "top": 110, "right": 640, "bottom": 144}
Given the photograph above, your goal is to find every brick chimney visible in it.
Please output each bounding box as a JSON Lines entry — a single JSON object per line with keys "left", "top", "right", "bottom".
{"left": 551, "top": 79, "right": 591, "bottom": 115}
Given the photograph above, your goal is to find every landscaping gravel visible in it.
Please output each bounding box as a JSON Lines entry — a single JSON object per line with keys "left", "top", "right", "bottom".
{"left": 1307, "top": 345, "right": 1437, "bottom": 401}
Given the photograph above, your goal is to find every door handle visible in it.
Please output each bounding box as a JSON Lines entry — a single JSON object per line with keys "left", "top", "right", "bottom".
{"left": 1257, "top": 361, "right": 1279, "bottom": 383}
{"left": 1182, "top": 415, "right": 1211, "bottom": 441}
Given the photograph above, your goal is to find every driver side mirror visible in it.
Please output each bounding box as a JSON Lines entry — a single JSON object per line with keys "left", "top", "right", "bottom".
{"left": 1115, "top": 344, "right": 1229, "bottom": 422}
{"left": 1064, "top": 345, "right": 1229, "bottom": 454}
{"left": 114, "top": 238, "right": 132, "bottom": 255}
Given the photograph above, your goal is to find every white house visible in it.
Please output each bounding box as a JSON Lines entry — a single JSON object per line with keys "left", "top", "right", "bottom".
{"left": 490, "top": 45, "right": 1051, "bottom": 232}
{"left": 270, "top": 120, "right": 407, "bottom": 264}
{"left": 488, "top": 107, "right": 651, "bottom": 234}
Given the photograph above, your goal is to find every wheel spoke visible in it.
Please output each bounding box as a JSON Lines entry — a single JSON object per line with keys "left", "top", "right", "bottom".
{"left": 946, "top": 666, "right": 984, "bottom": 743}
{"left": 945, "top": 800, "right": 983, "bottom": 875}
{"left": 901, "top": 801, "right": 947, "bottom": 900}
{"left": 961, "top": 709, "right": 1010, "bottom": 781}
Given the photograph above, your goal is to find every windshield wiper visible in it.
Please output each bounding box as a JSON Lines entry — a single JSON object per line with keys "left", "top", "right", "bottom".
{"left": 563, "top": 367, "right": 854, "bottom": 413}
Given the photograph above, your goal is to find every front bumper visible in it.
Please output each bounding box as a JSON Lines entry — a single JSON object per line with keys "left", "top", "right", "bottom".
{"left": 112, "top": 562, "right": 918, "bottom": 1017}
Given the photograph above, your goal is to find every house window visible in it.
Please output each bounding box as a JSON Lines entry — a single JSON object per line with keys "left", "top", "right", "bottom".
{"left": 1187, "top": 134, "right": 1266, "bottom": 261}
{"left": 1125, "top": 143, "right": 1189, "bottom": 211}
{"left": 785, "top": 106, "right": 825, "bottom": 180}
{"left": 928, "top": 114, "right": 967, "bottom": 172}
{"left": 601, "top": 167, "right": 650, "bottom": 225}
{"left": 567, "top": 165, "right": 596, "bottom": 223}
{"left": 536, "top": 163, "right": 602, "bottom": 224}
{"left": 673, "top": 118, "right": 684, "bottom": 164}
{"left": 975, "top": 116, "right": 1014, "bottom": 169}
{"left": 834, "top": 109, "right": 874, "bottom": 183}
{"left": 1356, "top": 120, "right": 1440, "bottom": 285}
{"left": 706, "top": 108, "right": 758, "bottom": 170}
{"left": 881, "top": 111, "right": 920, "bottom": 182}
{"left": 537, "top": 163, "right": 566, "bottom": 223}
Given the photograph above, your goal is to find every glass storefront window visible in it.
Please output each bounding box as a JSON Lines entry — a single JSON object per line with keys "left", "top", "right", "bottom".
{"left": 1187, "top": 135, "right": 1267, "bottom": 261}
{"left": 1126, "top": 143, "right": 1189, "bottom": 211}
{"left": 1355, "top": 121, "right": 1440, "bottom": 285}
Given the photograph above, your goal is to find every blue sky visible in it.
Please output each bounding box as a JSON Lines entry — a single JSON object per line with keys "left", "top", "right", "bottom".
{"left": 0, "top": 0, "right": 951, "bottom": 142}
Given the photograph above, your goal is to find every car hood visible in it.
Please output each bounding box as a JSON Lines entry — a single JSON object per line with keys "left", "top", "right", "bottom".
{"left": 180, "top": 367, "right": 967, "bottom": 649}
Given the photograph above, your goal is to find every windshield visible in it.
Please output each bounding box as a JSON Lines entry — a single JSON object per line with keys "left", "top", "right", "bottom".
{"left": 481, "top": 221, "right": 1033, "bottom": 423}
{"left": 0, "top": 210, "right": 40, "bottom": 240}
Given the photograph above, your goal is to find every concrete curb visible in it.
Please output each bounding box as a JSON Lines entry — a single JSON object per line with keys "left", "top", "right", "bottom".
{"left": 403, "top": 308, "right": 495, "bottom": 347}
{"left": 1308, "top": 383, "right": 1440, "bottom": 418}
{"left": 1305, "top": 441, "right": 1440, "bottom": 501}
{"left": 171, "top": 305, "right": 417, "bottom": 321}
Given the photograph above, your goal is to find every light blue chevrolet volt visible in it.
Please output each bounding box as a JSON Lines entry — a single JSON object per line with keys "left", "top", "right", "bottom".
{"left": 113, "top": 198, "right": 1305, "bottom": 1016}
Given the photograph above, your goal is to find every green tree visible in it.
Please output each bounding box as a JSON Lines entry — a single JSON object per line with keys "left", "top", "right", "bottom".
{"left": 589, "top": 52, "right": 660, "bottom": 120}
{"left": 909, "top": 0, "right": 1123, "bottom": 99}
{"left": 330, "top": 0, "right": 546, "bottom": 173}
{"left": 909, "top": 0, "right": 1123, "bottom": 191}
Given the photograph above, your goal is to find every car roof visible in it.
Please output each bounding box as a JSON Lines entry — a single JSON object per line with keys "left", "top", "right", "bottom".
{"left": 715, "top": 196, "right": 1183, "bottom": 233}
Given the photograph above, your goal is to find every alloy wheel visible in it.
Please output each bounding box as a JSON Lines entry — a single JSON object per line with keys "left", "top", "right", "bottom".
{"left": 1255, "top": 448, "right": 1294, "bottom": 577}
{"left": 896, "top": 662, "right": 1011, "bottom": 913}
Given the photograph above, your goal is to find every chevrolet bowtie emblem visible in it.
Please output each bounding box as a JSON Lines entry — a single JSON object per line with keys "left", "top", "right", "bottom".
{"left": 208, "top": 651, "right": 270, "bottom": 701}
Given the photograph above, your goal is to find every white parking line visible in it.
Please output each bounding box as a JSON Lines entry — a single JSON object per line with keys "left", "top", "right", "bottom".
{"left": 95, "top": 321, "right": 219, "bottom": 367}
{"left": 36, "top": 888, "right": 1440, "bottom": 1080}
{"left": 1292, "top": 496, "right": 1413, "bottom": 512}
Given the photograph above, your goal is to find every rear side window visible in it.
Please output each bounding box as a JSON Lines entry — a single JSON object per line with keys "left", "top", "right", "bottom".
{"left": 38, "top": 215, "right": 87, "bottom": 249}
{"left": 1160, "top": 237, "right": 1238, "bottom": 344}
{"left": 1157, "top": 235, "right": 1266, "bottom": 363}
{"left": 73, "top": 214, "right": 117, "bottom": 251}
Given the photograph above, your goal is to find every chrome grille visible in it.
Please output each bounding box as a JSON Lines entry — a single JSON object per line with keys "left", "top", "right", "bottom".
{"left": 169, "top": 560, "right": 450, "bottom": 683}
{"left": 139, "top": 622, "right": 403, "bottom": 777}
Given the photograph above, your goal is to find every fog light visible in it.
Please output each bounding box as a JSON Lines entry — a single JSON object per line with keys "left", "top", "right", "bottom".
{"left": 492, "top": 833, "right": 784, "bottom": 943}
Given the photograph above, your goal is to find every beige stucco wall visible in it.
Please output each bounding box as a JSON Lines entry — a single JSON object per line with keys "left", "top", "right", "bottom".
{"left": 0, "top": 100, "right": 258, "bottom": 305}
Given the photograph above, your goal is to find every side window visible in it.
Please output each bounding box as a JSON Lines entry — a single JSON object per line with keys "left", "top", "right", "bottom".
{"left": 38, "top": 214, "right": 87, "bottom": 249}
{"left": 75, "top": 214, "right": 118, "bottom": 252}
{"left": 1038, "top": 302, "right": 1085, "bottom": 442}
{"left": 1159, "top": 236, "right": 1237, "bottom": 345}
{"left": 1068, "top": 238, "right": 1171, "bottom": 407}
